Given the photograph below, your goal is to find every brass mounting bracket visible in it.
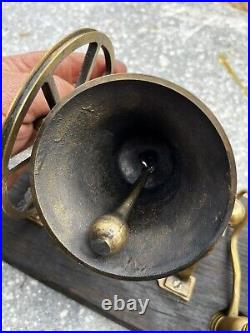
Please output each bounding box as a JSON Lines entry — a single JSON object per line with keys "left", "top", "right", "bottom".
{"left": 158, "top": 275, "right": 196, "bottom": 302}
{"left": 157, "top": 263, "right": 196, "bottom": 301}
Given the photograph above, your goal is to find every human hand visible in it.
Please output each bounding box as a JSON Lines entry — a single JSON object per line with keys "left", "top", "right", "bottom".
{"left": 2, "top": 51, "right": 127, "bottom": 155}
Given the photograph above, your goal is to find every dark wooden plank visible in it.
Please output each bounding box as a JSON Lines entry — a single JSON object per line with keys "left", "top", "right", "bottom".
{"left": 2, "top": 175, "right": 248, "bottom": 331}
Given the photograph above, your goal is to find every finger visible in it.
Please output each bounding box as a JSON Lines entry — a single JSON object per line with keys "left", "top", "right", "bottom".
{"left": 89, "top": 54, "right": 127, "bottom": 79}
{"left": 12, "top": 123, "right": 33, "bottom": 155}
{"left": 2, "top": 109, "right": 33, "bottom": 155}
{"left": 56, "top": 53, "right": 127, "bottom": 82}
{"left": 2, "top": 70, "right": 73, "bottom": 123}
{"left": 3, "top": 51, "right": 45, "bottom": 72}
{"left": 23, "top": 75, "right": 74, "bottom": 123}
{"left": 3, "top": 51, "right": 127, "bottom": 84}
{"left": 3, "top": 72, "right": 74, "bottom": 156}
{"left": 2, "top": 71, "right": 30, "bottom": 117}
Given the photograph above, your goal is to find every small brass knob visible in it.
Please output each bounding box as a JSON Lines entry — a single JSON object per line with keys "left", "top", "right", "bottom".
{"left": 89, "top": 214, "right": 129, "bottom": 256}
{"left": 210, "top": 311, "right": 248, "bottom": 331}
{"left": 210, "top": 193, "right": 248, "bottom": 331}
{"left": 230, "top": 199, "right": 246, "bottom": 227}
{"left": 89, "top": 163, "right": 154, "bottom": 256}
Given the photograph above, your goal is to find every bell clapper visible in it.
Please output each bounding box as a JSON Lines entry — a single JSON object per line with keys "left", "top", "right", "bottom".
{"left": 89, "top": 158, "right": 155, "bottom": 257}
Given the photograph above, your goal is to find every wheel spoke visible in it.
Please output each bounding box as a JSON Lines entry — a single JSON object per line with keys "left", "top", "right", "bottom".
{"left": 42, "top": 75, "right": 60, "bottom": 109}
{"left": 76, "top": 42, "right": 101, "bottom": 87}
{"left": 2, "top": 29, "right": 115, "bottom": 220}
{"left": 8, "top": 146, "right": 33, "bottom": 175}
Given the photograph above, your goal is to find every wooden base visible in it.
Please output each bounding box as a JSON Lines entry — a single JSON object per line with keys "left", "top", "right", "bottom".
{"left": 3, "top": 176, "right": 248, "bottom": 330}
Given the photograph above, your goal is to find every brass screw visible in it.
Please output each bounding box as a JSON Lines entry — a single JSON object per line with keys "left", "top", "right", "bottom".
{"left": 172, "top": 279, "right": 182, "bottom": 290}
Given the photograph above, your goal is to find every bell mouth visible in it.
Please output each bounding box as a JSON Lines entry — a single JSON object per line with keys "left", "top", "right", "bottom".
{"left": 31, "top": 73, "right": 236, "bottom": 280}
{"left": 115, "top": 123, "right": 181, "bottom": 205}
{"left": 118, "top": 136, "right": 176, "bottom": 190}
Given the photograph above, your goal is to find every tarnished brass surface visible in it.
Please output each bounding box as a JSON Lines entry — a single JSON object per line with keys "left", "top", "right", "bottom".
{"left": 157, "top": 262, "right": 197, "bottom": 301}
{"left": 157, "top": 274, "right": 196, "bottom": 302}
{"left": 210, "top": 192, "right": 248, "bottom": 331}
{"left": 2, "top": 28, "right": 114, "bottom": 221}
{"left": 230, "top": 198, "right": 246, "bottom": 228}
{"left": 2, "top": 28, "right": 237, "bottom": 280}
{"left": 89, "top": 214, "right": 129, "bottom": 257}
{"left": 31, "top": 72, "right": 236, "bottom": 279}
{"left": 210, "top": 311, "right": 248, "bottom": 331}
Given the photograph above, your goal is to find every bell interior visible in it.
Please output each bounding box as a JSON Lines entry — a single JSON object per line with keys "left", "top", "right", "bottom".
{"left": 32, "top": 74, "right": 235, "bottom": 280}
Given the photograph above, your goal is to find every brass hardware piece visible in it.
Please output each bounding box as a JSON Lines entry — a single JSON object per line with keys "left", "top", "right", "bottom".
{"left": 157, "top": 263, "right": 196, "bottom": 301}
{"left": 210, "top": 311, "right": 248, "bottom": 331}
{"left": 230, "top": 197, "right": 246, "bottom": 228}
{"left": 89, "top": 164, "right": 154, "bottom": 256}
{"left": 158, "top": 275, "right": 196, "bottom": 302}
{"left": 210, "top": 192, "right": 248, "bottom": 331}
{"left": 27, "top": 209, "right": 43, "bottom": 226}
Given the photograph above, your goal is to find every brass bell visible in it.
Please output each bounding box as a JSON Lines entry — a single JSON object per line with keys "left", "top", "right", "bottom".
{"left": 3, "top": 28, "right": 237, "bottom": 282}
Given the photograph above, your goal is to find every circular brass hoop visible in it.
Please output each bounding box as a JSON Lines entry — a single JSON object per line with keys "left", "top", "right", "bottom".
{"left": 2, "top": 28, "right": 115, "bottom": 220}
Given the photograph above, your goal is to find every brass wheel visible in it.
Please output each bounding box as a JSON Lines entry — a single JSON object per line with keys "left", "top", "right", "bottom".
{"left": 2, "top": 28, "right": 115, "bottom": 221}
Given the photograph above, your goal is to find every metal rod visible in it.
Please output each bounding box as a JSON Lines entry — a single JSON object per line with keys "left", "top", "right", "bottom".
{"left": 116, "top": 165, "right": 153, "bottom": 220}
{"left": 89, "top": 163, "right": 154, "bottom": 256}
